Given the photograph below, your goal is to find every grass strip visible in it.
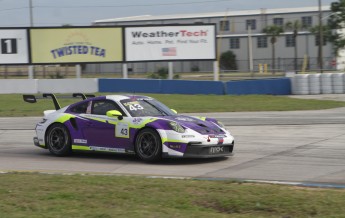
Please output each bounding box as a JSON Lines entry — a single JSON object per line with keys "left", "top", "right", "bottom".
{"left": 0, "top": 173, "right": 345, "bottom": 218}
{"left": 1, "top": 93, "right": 345, "bottom": 117}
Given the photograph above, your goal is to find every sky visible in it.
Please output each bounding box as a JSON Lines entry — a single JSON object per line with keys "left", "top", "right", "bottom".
{"left": 0, "top": 0, "right": 336, "bottom": 27}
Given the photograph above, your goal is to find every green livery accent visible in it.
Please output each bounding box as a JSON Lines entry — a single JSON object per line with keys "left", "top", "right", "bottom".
{"left": 194, "top": 116, "right": 206, "bottom": 121}
{"left": 162, "top": 137, "right": 185, "bottom": 144}
{"left": 55, "top": 114, "right": 76, "bottom": 123}
{"left": 72, "top": 145, "right": 91, "bottom": 151}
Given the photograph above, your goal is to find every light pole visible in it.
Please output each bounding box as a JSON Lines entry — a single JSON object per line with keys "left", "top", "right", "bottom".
{"left": 29, "top": 0, "right": 33, "bottom": 26}
{"left": 318, "top": 0, "right": 323, "bottom": 73}
{"left": 28, "top": 0, "right": 34, "bottom": 79}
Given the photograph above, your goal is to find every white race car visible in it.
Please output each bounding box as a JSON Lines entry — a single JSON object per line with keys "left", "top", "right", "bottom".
{"left": 23, "top": 93, "right": 234, "bottom": 162}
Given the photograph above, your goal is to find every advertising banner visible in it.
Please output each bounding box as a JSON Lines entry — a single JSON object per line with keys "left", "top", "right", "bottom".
{"left": 0, "top": 29, "right": 29, "bottom": 64}
{"left": 125, "top": 25, "right": 216, "bottom": 61}
{"left": 30, "top": 28, "right": 123, "bottom": 64}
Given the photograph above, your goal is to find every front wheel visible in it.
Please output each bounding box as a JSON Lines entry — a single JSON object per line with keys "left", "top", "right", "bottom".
{"left": 46, "top": 123, "right": 71, "bottom": 156}
{"left": 135, "top": 129, "right": 162, "bottom": 162}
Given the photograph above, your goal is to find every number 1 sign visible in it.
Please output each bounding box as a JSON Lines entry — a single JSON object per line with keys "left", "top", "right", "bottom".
{"left": 0, "top": 29, "right": 29, "bottom": 64}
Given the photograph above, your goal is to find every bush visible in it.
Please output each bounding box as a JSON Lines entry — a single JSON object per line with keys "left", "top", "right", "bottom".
{"left": 220, "top": 50, "right": 237, "bottom": 70}
{"left": 191, "top": 65, "right": 200, "bottom": 72}
{"left": 147, "top": 67, "right": 179, "bottom": 79}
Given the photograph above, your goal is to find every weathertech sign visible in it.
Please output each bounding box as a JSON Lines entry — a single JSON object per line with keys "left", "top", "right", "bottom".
{"left": 125, "top": 25, "right": 216, "bottom": 61}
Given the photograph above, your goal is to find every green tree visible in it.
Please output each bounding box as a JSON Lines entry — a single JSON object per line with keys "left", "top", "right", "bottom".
{"left": 219, "top": 50, "right": 237, "bottom": 70}
{"left": 328, "top": 0, "right": 345, "bottom": 53}
{"left": 285, "top": 20, "right": 303, "bottom": 71}
{"left": 263, "top": 25, "right": 284, "bottom": 74}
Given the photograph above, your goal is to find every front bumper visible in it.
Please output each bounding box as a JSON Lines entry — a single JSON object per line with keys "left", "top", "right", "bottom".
{"left": 183, "top": 142, "right": 234, "bottom": 158}
{"left": 33, "top": 137, "right": 46, "bottom": 149}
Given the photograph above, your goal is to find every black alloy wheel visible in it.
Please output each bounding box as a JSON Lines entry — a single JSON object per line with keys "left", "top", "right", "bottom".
{"left": 46, "top": 123, "right": 71, "bottom": 156}
{"left": 135, "top": 128, "right": 162, "bottom": 162}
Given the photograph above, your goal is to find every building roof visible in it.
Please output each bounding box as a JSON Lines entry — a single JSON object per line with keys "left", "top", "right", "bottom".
{"left": 94, "top": 6, "right": 330, "bottom": 24}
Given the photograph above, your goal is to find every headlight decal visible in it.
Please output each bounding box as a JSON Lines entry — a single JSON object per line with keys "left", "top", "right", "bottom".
{"left": 169, "top": 121, "right": 185, "bottom": 133}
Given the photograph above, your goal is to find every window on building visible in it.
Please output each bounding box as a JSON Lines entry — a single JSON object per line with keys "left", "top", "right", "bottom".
{"left": 257, "top": 36, "right": 268, "bottom": 48}
{"left": 219, "top": 20, "right": 229, "bottom": 31}
{"left": 315, "top": 35, "right": 327, "bottom": 46}
{"left": 273, "top": 18, "right": 284, "bottom": 27}
{"left": 246, "top": 19, "right": 256, "bottom": 30}
{"left": 230, "top": 38, "right": 240, "bottom": 49}
{"left": 301, "top": 16, "right": 312, "bottom": 27}
{"left": 286, "top": 35, "right": 295, "bottom": 47}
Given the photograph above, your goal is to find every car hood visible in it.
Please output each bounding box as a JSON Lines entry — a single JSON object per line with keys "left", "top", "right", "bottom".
{"left": 157, "top": 115, "right": 225, "bottom": 135}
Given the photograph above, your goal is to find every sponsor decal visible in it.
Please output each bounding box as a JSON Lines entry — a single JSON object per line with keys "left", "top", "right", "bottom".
{"left": 210, "top": 146, "right": 224, "bottom": 154}
{"left": 209, "top": 134, "right": 227, "bottom": 138}
{"left": 169, "top": 144, "right": 181, "bottom": 149}
{"left": 217, "top": 138, "right": 224, "bottom": 145}
{"left": 90, "top": 146, "right": 126, "bottom": 153}
{"left": 74, "top": 139, "right": 87, "bottom": 144}
{"left": 132, "top": 118, "right": 143, "bottom": 124}
{"left": 181, "top": 135, "right": 195, "bottom": 138}
{"left": 174, "top": 117, "right": 194, "bottom": 122}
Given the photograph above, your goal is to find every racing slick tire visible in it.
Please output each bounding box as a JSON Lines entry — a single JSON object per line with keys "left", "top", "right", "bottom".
{"left": 46, "top": 123, "right": 72, "bottom": 156}
{"left": 135, "top": 128, "right": 162, "bottom": 162}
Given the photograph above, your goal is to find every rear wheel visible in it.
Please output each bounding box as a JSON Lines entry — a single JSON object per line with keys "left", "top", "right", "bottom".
{"left": 135, "top": 129, "right": 162, "bottom": 162}
{"left": 46, "top": 123, "right": 71, "bottom": 156}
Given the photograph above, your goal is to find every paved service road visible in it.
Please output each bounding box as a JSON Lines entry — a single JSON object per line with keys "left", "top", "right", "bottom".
{"left": 0, "top": 106, "right": 345, "bottom": 185}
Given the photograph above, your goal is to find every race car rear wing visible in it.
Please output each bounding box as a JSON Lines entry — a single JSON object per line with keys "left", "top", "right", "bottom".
{"left": 23, "top": 93, "right": 96, "bottom": 110}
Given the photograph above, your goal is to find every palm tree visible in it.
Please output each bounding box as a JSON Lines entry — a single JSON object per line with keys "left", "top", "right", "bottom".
{"left": 285, "top": 20, "right": 303, "bottom": 72}
{"left": 263, "top": 25, "right": 284, "bottom": 74}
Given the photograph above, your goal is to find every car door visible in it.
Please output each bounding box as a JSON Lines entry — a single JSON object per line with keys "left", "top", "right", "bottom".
{"left": 81, "top": 100, "right": 132, "bottom": 152}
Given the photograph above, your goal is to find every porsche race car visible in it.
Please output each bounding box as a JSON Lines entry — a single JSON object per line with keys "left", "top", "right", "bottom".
{"left": 23, "top": 93, "right": 234, "bottom": 162}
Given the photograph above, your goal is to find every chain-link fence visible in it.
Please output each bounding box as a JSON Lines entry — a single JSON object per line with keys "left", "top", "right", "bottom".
{"left": 0, "top": 56, "right": 339, "bottom": 80}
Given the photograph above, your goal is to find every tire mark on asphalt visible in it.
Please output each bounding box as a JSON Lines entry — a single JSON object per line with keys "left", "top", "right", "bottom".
{"left": 199, "top": 132, "right": 345, "bottom": 177}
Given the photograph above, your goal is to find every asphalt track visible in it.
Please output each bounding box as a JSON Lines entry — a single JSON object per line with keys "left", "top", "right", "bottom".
{"left": 1, "top": 95, "right": 345, "bottom": 186}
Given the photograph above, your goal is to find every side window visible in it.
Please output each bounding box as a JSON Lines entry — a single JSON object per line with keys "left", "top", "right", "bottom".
{"left": 92, "top": 100, "right": 125, "bottom": 116}
{"left": 70, "top": 101, "right": 90, "bottom": 114}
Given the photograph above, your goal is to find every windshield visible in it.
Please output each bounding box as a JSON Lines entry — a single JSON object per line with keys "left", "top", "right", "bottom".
{"left": 120, "top": 97, "right": 176, "bottom": 117}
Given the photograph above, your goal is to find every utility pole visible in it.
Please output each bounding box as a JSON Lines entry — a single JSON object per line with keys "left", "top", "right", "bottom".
{"left": 248, "top": 23, "right": 254, "bottom": 74}
{"left": 318, "top": 0, "right": 323, "bottom": 73}
{"left": 29, "top": 0, "right": 33, "bottom": 26}
{"left": 28, "top": 0, "right": 34, "bottom": 79}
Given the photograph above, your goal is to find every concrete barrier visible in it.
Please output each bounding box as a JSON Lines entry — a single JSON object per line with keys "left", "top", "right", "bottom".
{"left": 0, "top": 79, "right": 37, "bottom": 94}
{"left": 37, "top": 79, "right": 98, "bottom": 93}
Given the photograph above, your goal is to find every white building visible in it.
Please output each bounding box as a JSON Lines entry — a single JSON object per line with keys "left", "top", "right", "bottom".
{"left": 87, "top": 6, "right": 333, "bottom": 74}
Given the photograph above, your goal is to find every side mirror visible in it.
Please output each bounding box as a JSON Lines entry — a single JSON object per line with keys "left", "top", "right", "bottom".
{"left": 106, "top": 110, "right": 123, "bottom": 120}
{"left": 171, "top": 109, "right": 178, "bottom": 114}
